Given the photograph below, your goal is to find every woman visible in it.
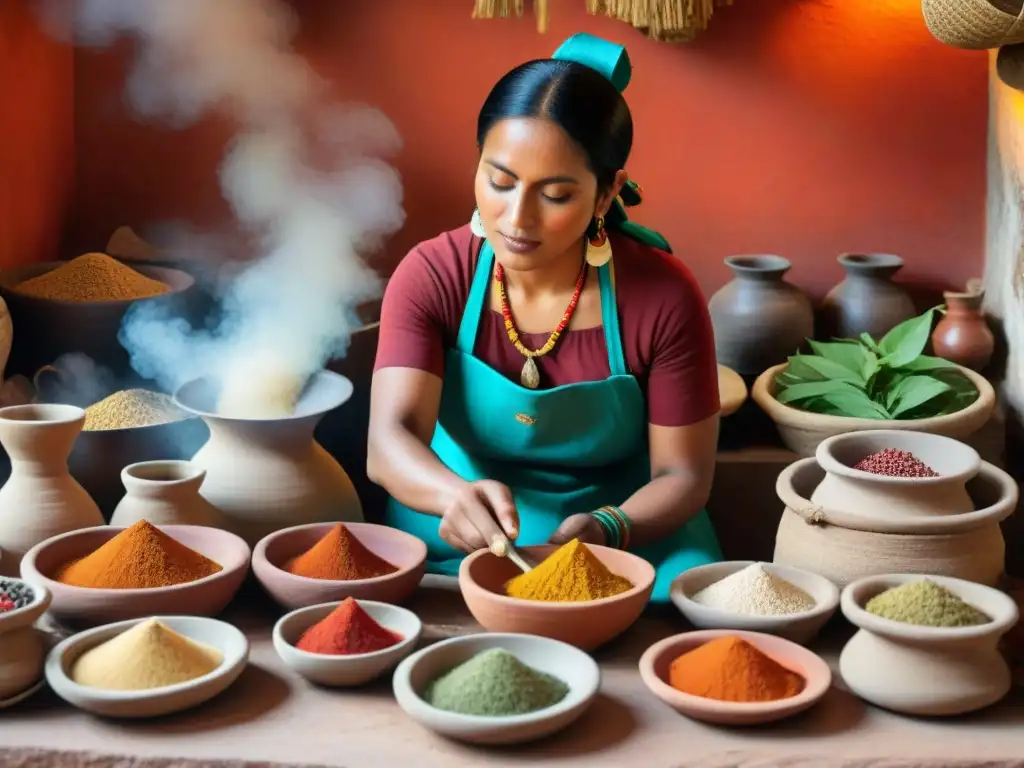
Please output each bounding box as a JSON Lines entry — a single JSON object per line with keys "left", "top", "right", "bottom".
{"left": 368, "top": 33, "right": 722, "bottom": 602}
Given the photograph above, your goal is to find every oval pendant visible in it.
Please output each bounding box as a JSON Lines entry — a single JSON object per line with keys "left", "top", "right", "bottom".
{"left": 520, "top": 357, "right": 540, "bottom": 389}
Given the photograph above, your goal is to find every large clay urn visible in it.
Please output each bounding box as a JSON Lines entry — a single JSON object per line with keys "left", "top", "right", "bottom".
{"left": 707, "top": 255, "right": 814, "bottom": 375}
{"left": 820, "top": 253, "right": 915, "bottom": 340}
{"left": 931, "top": 290, "right": 994, "bottom": 371}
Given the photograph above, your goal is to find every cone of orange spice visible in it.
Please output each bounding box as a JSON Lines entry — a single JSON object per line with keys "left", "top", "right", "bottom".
{"left": 284, "top": 524, "right": 397, "bottom": 580}
{"left": 295, "top": 597, "right": 402, "bottom": 656}
{"left": 668, "top": 635, "right": 804, "bottom": 703}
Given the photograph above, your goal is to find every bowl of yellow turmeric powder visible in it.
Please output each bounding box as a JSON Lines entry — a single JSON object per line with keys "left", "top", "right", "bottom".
{"left": 0, "top": 254, "right": 194, "bottom": 373}
{"left": 458, "top": 539, "right": 655, "bottom": 651}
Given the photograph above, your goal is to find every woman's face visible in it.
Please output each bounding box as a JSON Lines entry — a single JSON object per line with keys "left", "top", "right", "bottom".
{"left": 475, "top": 117, "right": 623, "bottom": 273}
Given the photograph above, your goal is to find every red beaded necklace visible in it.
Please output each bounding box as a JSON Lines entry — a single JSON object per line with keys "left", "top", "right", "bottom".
{"left": 494, "top": 260, "right": 587, "bottom": 389}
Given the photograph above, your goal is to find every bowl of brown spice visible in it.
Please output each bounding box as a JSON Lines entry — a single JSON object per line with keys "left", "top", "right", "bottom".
{"left": 252, "top": 522, "right": 427, "bottom": 610}
{"left": 20, "top": 521, "right": 250, "bottom": 625}
{"left": 0, "top": 253, "right": 195, "bottom": 373}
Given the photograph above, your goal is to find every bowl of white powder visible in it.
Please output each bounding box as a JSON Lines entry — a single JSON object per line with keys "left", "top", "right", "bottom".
{"left": 669, "top": 561, "right": 839, "bottom": 645}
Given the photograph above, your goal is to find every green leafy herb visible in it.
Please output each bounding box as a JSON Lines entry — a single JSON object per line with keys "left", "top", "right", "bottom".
{"left": 772, "top": 309, "right": 978, "bottom": 420}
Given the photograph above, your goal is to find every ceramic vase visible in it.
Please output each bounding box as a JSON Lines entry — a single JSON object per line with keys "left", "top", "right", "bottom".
{"left": 838, "top": 574, "right": 1017, "bottom": 716}
{"left": 0, "top": 404, "right": 104, "bottom": 576}
{"left": 707, "top": 255, "right": 814, "bottom": 375}
{"left": 173, "top": 371, "right": 364, "bottom": 546}
{"left": 820, "top": 253, "right": 916, "bottom": 341}
{"left": 932, "top": 290, "right": 994, "bottom": 371}
{"left": 109, "top": 460, "right": 224, "bottom": 528}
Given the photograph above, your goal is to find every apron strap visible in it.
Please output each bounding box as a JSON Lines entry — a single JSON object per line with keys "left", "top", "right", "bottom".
{"left": 455, "top": 239, "right": 495, "bottom": 354}
{"left": 598, "top": 260, "right": 628, "bottom": 376}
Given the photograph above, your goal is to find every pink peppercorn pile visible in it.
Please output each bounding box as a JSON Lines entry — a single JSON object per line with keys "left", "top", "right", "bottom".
{"left": 852, "top": 448, "right": 938, "bottom": 477}
{"left": 0, "top": 593, "right": 15, "bottom": 613}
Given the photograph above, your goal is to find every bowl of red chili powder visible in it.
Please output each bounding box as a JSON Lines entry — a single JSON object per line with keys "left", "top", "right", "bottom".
{"left": 21, "top": 522, "right": 251, "bottom": 625}
{"left": 273, "top": 597, "right": 422, "bottom": 687}
{"left": 252, "top": 522, "right": 427, "bottom": 610}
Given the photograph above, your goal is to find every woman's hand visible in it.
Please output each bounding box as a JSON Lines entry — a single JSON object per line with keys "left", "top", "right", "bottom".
{"left": 438, "top": 480, "right": 520, "bottom": 554}
{"left": 548, "top": 513, "right": 607, "bottom": 547}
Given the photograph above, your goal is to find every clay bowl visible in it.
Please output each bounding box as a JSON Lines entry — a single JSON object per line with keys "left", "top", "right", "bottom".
{"left": 638, "top": 629, "right": 832, "bottom": 726}
{"left": 458, "top": 544, "right": 655, "bottom": 651}
{"left": 20, "top": 524, "right": 250, "bottom": 625}
{"left": 45, "top": 615, "right": 248, "bottom": 719}
{"left": 0, "top": 576, "right": 52, "bottom": 700}
{"left": 839, "top": 573, "right": 1019, "bottom": 716}
{"left": 273, "top": 599, "right": 422, "bottom": 687}
{"left": 751, "top": 362, "right": 995, "bottom": 458}
{"left": 0, "top": 261, "right": 195, "bottom": 374}
{"left": 669, "top": 561, "right": 839, "bottom": 645}
{"left": 252, "top": 522, "right": 427, "bottom": 610}
{"left": 392, "top": 632, "right": 600, "bottom": 745}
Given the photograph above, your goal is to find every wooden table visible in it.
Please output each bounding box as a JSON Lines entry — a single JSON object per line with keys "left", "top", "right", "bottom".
{"left": 1, "top": 577, "right": 1021, "bottom": 768}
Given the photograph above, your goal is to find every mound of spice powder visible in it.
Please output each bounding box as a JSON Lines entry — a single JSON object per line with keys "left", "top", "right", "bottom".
{"left": 669, "top": 635, "right": 805, "bottom": 703}
{"left": 84, "top": 389, "right": 186, "bottom": 431}
{"left": 423, "top": 648, "right": 569, "bottom": 716}
{"left": 16, "top": 253, "right": 171, "bottom": 302}
{"left": 295, "top": 597, "right": 402, "bottom": 656}
{"left": 283, "top": 524, "right": 398, "bottom": 581}
{"left": 71, "top": 618, "right": 222, "bottom": 691}
{"left": 865, "top": 579, "right": 991, "bottom": 627}
{"left": 691, "top": 564, "right": 815, "bottom": 616}
{"left": 504, "top": 538, "right": 633, "bottom": 602}
{"left": 853, "top": 448, "right": 938, "bottom": 477}
{"left": 54, "top": 520, "right": 222, "bottom": 589}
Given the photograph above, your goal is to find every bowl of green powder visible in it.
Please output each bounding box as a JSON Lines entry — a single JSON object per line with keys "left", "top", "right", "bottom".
{"left": 392, "top": 632, "right": 599, "bottom": 745}
{"left": 839, "top": 573, "right": 1019, "bottom": 716}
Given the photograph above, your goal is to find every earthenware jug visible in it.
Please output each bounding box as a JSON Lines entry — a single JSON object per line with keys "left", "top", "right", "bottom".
{"left": 931, "top": 290, "right": 994, "bottom": 371}
{"left": 839, "top": 574, "right": 1017, "bottom": 716}
{"left": 0, "top": 404, "right": 104, "bottom": 576}
{"left": 820, "top": 253, "right": 915, "bottom": 341}
{"left": 174, "top": 370, "right": 363, "bottom": 546}
{"left": 109, "top": 460, "right": 224, "bottom": 528}
{"left": 707, "top": 255, "right": 814, "bottom": 375}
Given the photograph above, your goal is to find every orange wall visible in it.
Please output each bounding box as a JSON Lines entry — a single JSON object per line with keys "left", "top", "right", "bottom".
{"left": 0, "top": 0, "right": 75, "bottom": 269}
{"left": 68, "top": 0, "right": 987, "bottom": 298}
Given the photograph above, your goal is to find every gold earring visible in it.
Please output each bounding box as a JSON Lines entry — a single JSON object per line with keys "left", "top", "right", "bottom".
{"left": 585, "top": 216, "right": 612, "bottom": 267}
{"left": 470, "top": 208, "right": 486, "bottom": 237}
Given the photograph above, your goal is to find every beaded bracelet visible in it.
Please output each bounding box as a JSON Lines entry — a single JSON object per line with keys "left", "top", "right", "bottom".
{"left": 589, "top": 505, "right": 632, "bottom": 550}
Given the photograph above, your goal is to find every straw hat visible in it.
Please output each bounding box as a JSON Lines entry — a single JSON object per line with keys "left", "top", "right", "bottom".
{"left": 997, "top": 42, "right": 1024, "bottom": 89}
{"left": 922, "top": 0, "right": 1024, "bottom": 50}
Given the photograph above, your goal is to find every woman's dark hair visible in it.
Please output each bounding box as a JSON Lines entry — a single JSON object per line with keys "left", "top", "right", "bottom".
{"left": 477, "top": 59, "right": 633, "bottom": 196}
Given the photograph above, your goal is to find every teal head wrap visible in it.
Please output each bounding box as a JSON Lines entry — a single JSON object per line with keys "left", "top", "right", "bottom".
{"left": 551, "top": 33, "right": 670, "bottom": 253}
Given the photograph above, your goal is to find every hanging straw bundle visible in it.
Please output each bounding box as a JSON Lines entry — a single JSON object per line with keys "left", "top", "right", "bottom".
{"left": 472, "top": 0, "right": 550, "bottom": 33}
{"left": 587, "top": 0, "right": 733, "bottom": 42}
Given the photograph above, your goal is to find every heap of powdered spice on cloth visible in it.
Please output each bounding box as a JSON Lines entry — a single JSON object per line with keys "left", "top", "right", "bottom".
{"left": 71, "top": 617, "right": 222, "bottom": 691}
{"left": 294, "top": 597, "right": 402, "bottom": 656}
{"left": 504, "top": 538, "right": 633, "bottom": 602}
{"left": 668, "top": 635, "right": 805, "bottom": 703}
{"left": 423, "top": 648, "right": 569, "bottom": 716}
{"left": 53, "top": 520, "right": 222, "bottom": 589}
{"left": 283, "top": 524, "right": 398, "bottom": 581}
{"left": 691, "top": 563, "right": 815, "bottom": 617}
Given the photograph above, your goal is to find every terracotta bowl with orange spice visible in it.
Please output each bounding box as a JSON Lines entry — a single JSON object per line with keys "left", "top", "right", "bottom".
{"left": 251, "top": 522, "right": 427, "bottom": 610}
{"left": 20, "top": 524, "right": 250, "bottom": 626}
{"left": 458, "top": 543, "right": 654, "bottom": 651}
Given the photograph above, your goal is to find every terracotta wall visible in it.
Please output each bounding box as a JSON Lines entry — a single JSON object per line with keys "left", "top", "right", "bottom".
{"left": 0, "top": 0, "right": 75, "bottom": 269}
{"left": 65, "top": 0, "right": 987, "bottom": 298}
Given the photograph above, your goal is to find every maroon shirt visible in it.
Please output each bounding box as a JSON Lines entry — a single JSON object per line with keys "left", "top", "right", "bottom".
{"left": 375, "top": 225, "right": 719, "bottom": 427}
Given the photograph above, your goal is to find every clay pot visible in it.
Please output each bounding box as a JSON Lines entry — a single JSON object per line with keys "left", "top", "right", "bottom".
{"left": 751, "top": 362, "right": 996, "bottom": 457}
{"left": 173, "top": 370, "right": 364, "bottom": 547}
{"left": 820, "top": 253, "right": 916, "bottom": 341}
{"left": 0, "top": 577, "right": 50, "bottom": 699}
{"left": 0, "top": 404, "right": 104, "bottom": 576}
{"left": 932, "top": 290, "right": 994, "bottom": 371}
{"left": 839, "top": 574, "right": 1018, "bottom": 716}
{"left": 707, "top": 255, "right": 814, "bottom": 375}
{"left": 773, "top": 455, "right": 1015, "bottom": 587}
{"left": 812, "top": 430, "right": 979, "bottom": 522}
{"left": 109, "top": 460, "right": 225, "bottom": 528}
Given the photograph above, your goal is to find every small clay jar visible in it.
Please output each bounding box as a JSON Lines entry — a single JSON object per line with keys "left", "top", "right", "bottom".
{"left": 109, "top": 460, "right": 224, "bottom": 528}
{"left": 820, "top": 253, "right": 916, "bottom": 340}
{"left": 932, "top": 290, "right": 994, "bottom": 371}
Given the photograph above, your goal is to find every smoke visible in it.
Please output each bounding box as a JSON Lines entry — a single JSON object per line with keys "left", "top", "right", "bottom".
{"left": 41, "top": 0, "right": 404, "bottom": 412}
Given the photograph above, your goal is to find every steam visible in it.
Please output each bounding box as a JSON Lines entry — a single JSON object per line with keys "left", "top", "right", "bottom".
{"left": 42, "top": 0, "right": 404, "bottom": 414}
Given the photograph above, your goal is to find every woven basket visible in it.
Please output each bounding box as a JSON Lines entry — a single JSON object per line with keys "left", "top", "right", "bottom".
{"left": 922, "top": 0, "right": 1024, "bottom": 50}
{"left": 998, "top": 42, "right": 1024, "bottom": 89}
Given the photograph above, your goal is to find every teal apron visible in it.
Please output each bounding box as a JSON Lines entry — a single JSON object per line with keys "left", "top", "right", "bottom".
{"left": 384, "top": 241, "right": 722, "bottom": 603}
